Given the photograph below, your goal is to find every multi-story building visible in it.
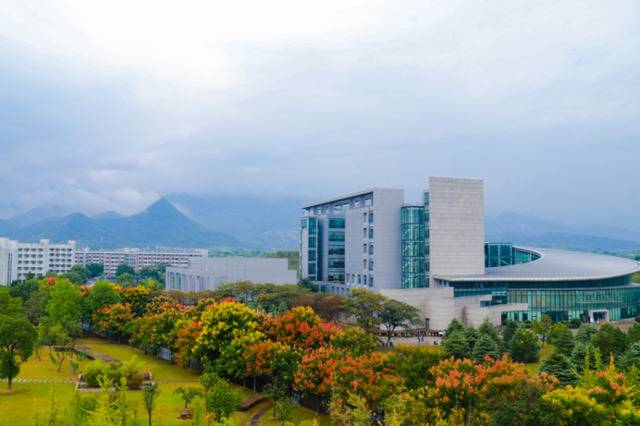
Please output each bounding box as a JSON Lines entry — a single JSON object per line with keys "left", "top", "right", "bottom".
{"left": 165, "top": 257, "right": 297, "bottom": 292}
{"left": 0, "top": 238, "right": 76, "bottom": 285}
{"left": 301, "top": 177, "right": 640, "bottom": 328}
{"left": 75, "top": 247, "right": 208, "bottom": 277}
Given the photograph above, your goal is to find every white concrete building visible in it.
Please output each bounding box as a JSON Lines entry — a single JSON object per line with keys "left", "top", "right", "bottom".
{"left": 165, "top": 257, "right": 297, "bottom": 292}
{"left": 301, "top": 177, "right": 640, "bottom": 329}
{"left": 76, "top": 247, "right": 208, "bottom": 277}
{"left": 0, "top": 238, "right": 76, "bottom": 285}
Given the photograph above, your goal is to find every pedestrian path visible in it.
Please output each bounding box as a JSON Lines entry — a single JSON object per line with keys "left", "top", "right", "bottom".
{"left": 13, "top": 378, "right": 74, "bottom": 384}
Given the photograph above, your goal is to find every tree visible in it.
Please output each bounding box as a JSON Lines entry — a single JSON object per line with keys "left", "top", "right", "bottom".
{"left": 117, "top": 285, "right": 152, "bottom": 317}
{"left": 510, "top": 327, "right": 540, "bottom": 363}
{"left": 0, "top": 314, "right": 37, "bottom": 389}
{"left": 142, "top": 382, "right": 160, "bottom": 426}
{"left": 502, "top": 320, "right": 519, "bottom": 350}
{"left": 627, "top": 323, "right": 640, "bottom": 346}
{"left": 8, "top": 278, "right": 41, "bottom": 303}
{"left": 478, "top": 319, "right": 500, "bottom": 344}
{"left": 622, "top": 341, "right": 640, "bottom": 370}
{"left": 539, "top": 352, "right": 578, "bottom": 386}
{"left": 551, "top": 325, "right": 575, "bottom": 357}
{"left": 174, "top": 386, "right": 203, "bottom": 409}
{"left": 532, "top": 314, "right": 553, "bottom": 345}
{"left": 206, "top": 377, "right": 240, "bottom": 421}
{"left": 243, "top": 340, "right": 301, "bottom": 388}
{"left": 575, "top": 324, "right": 598, "bottom": 344}
{"left": 116, "top": 263, "right": 135, "bottom": 278}
{"left": 592, "top": 324, "right": 626, "bottom": 363}
{"left": 37, "top": 320, "right": 71, "bottom": 372}
{"left": 85, "top": 263, "right": 104, "bottom": 279}
{"left": 46, "top": 279, "right": 83, "bottom": 339}
{"left": 263, "top": 306, "right": 340, "bottom": 350}
{"left": 84, "top": 281, "right": 121, "bottom": 322}
{"left": 0, "top": 287, "right": 25, "bottom": 317}
{"left": 443, "top": 331, "right": 471, "bottom": 359}
{"left": 444, "top": 319, "right": 466, "bottom": 338}
{"left": 332, "top": 327, "right": 378, "bottom": 356}
{"left": 571, "top": 342, "right": 600, "bottom": 373}
{"left": 93, "top": 303, "right": 134, "bottom": 342}
{"left": 62, "top": 265, "right": 88, "bottom": 284}
{"left": 389, "top": 346, "right": 445, "bottom": 389}
{"left": 342, "top": 288, "right": 386, "bottom": 331}
{"left": 379, "top": 299, "right": 420, "bottom": 343}
{"left": 115, "top": 272, "right": 134, "bottom": 286}
{"left": 293, "top": 346, "right": 343, "bottom": 398}
{"left": 472, "top": 334, "right": 500, "bottom": 362}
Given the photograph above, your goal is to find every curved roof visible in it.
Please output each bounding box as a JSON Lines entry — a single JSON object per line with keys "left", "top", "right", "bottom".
{"left": 435, "top": 247, "right": 640, "bottom": 282}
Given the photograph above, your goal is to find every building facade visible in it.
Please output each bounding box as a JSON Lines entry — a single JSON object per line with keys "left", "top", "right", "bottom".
{"left": 300, "top": 177, "right": 640, "bottom": 328}
{"left": 75, "top": 247, "right": 208, "bottom": 277}
{"left": 0, "top": 238, "right": 76, "bottom": 285}
{"left": 165, "top": 257, "right": 297, "bottom": 292}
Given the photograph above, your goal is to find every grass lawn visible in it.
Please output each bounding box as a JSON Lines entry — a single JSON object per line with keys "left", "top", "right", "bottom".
{"left": 0, "top": 337, "right": 260, "bottom": 426}
{"left": 525, "top": 343, "right": 556, "bottom": 376}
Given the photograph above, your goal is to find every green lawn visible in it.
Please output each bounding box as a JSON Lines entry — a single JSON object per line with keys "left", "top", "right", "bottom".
{"left": 0, "top": 338, "right": 330, "bottom": 425}
{"left": 525, "top": 343, "right": 555, "bottom": 376}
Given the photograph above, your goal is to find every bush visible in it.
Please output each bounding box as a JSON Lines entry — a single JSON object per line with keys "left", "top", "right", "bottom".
{"left": 82, "top": 360, "right": 123, "bottom": 388}
{"left": 568, "top": 318, "right": 582, "bottom": 329}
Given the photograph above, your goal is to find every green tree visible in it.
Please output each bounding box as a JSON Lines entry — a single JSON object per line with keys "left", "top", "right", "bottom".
{"left": 46, "top": 278, "right": 83, "bottom": 339}
{"left": 84, "top": 281, "right": 121, "bottom": 322}
{"left": 571, "top": 342, "right": 599, "bottom": 373}
{"left": 444, "top": 319, "right": 465, "bottom": 338}
{"left": 342, "top": 288, "right": 386, "bottom": 331}
{"left": 115, "top": 272, "right": 134, "bottom": 286}
{"left": 174, "top": 386, "right": 203, "bottom": 409}
{"left": 115, "top": 263, "right": 135, "bottom": 277}
{"left": 0, "top": 287, "right": 25, "bottom": 317}
{"left": 501, "top": 320, "right": 519, "bottom": 350}
{"left": 443, "top": 331, "right": 470, "bottom": 359}
{"left": 626, "top": 323, "right": 640, "bottom": 346}
{"left": 532, "top": 314, "right": 553, "bottom": 345}
{"left": 592, "top": 323, "right": 626, "bottom": 363}
{"left": 575, "top": 324, "right": 598, "bottom": 343}
{"left": 550, "top": 325, "right": 574, "bottom": 357}
{"left": 463, "top": 326, "right": 479, "bottom": 354}
{"left": 332, "top": 327, "right": 378, "bottom": 356}
{"left": 389, "top": 346, "right": 445, "bottom": 389}
{"left": 379, "top": 299, "right": 420, "bottom": 343}
{"left": 478, "top": 318, "right": 500, "bottom": 344}
{"left": 472, "top": 334, "right": 500, "bottom": 362}
{"left": 8, "top": 278, "right": 40, "bottom": 302}
{"left": 539, "top": 352, "right": 578, "bottom": 386}
{"left": 85, "top": 263, "right": 104, "bottom": 279}
{"left": 0, "top": 314, "right": 37, "bottom": 389}
{"left": 62, "top": 265, "right": 88, "bottom": 284}
{"left": 622, "top": 341, "right": 640, "bottom": 370}
{"left": 206, "top": 378, "right": 240, "bottom": 421}
{"left": 509, "top": 327, "right": 540, "bottom": 363}
{"left": 142, "top": 382, "right": 160, "bottom": 426}
{"left": 37, "top": 320, "right": 71, "bottom": 372}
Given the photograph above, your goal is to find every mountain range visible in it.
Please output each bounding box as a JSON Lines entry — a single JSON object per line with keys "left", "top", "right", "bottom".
{"left": 0, "top": 198, "right": 639, "bottom": 253}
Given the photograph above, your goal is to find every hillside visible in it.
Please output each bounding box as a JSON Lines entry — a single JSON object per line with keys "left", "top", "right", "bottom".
{"left": 9, "top": 198, "right": 241, "bottom": 249}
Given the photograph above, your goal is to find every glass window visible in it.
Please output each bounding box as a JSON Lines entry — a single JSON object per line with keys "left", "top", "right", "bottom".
{"left": 363, "top": 243, "right": 367, "bottom": 253}
{"left": 368, "top": 228, "right": 374, "bottom": 239}
{"left": 363, "top": 259, "right": 367, "bottom": 269}
{"left": 363, "top": 212, "right": 367, "bottom": 223}
{"left": 369, "top": 244, "right": 374, "bottom": 255}
{"left": 363, "top": 228, "right": 367, "bottom": 238}
{"left": 369, "top": 260, "right": 374, "bottom": 271}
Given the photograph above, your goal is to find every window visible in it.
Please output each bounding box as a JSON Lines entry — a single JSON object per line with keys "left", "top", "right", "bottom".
{"left": 363, "top": 275, "right": 368, "bottom": 285}
{"left": 363, "top": 243, "right": 367, "bottom": 254}
{"left": 363, "top": 228, "right": 367, "bottom": 238}
{"left": 363, "top": 259, "right": 367, "bottom": 269}
{"left": 369, "top": 260, "right": 374, "bottom": 271}
{"left": 368, "top": 212, "right": 374, "bottom": 223}
{"left": 369, "top": 244, "right": 374, "bottom": 255}
{"left": 357, "top": 274, "right": 361, "bottom": 284}
{"left": 363, "top": 212, "right": 367, "bottom": 223}
{"left": 368, "top": 228, "right": 374, "bottom": 239}
{"left": 369, "top": 276, "right": 374, "bottom": 287}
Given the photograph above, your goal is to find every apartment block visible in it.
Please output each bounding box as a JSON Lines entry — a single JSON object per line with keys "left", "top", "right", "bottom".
{"left": 0, "top": 238, "right": 76, "bottom": 285}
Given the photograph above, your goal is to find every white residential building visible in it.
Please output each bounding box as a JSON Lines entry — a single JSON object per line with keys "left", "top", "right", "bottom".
{"left": 75, "top": 247, "right": 209, "bottom": 277}
{"left": 0, "top": 238, "right": 76, "bottom": 285}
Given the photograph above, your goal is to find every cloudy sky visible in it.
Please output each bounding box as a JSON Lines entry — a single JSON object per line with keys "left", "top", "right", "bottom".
{"left": 1, "top": 0, "right": 638, "bottom": 227}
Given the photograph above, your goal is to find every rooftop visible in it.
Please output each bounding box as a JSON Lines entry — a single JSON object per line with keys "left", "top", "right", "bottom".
{"left": 435, "top": 247, "right": 640, "bottom": 282}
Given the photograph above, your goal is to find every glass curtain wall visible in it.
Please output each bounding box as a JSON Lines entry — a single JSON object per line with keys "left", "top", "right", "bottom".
{"left": 401, "top": 206, "right": 427, "bottom": 288}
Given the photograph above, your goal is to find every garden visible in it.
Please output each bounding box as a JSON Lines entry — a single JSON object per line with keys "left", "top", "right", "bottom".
{"left": 3, "top": 275, "right": 640, "bottom": 425}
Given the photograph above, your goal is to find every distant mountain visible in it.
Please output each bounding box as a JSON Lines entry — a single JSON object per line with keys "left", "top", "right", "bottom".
{"left": 92, "top": 211, "right": 123, "bottom": 219}
{"left": 166, "top": 193, "right": 309, "bottom": 250}
{"left": 0, "top": 205, "right": 74, "bottom": 234}
{"left": 487, "top": 212, "right": 640, "bottom": 252}
{"left": 8, "top": 198, "right": 241, "bottom": 249}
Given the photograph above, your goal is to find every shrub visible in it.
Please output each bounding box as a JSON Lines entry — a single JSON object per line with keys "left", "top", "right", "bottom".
{"left": 82, "top": 360, "right": 123, "bottom": 388}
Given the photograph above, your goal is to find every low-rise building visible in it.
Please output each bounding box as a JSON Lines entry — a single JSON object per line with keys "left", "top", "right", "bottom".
{"left": 0, "top": 238, "right": 76, "bottom": 284}
{"left": 165, "top": 257, "right": 297, "bottom": 292}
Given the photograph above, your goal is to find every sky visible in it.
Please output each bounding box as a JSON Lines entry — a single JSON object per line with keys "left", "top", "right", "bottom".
{"left": 0, "top": 0, "right": 639, "bottom": 228}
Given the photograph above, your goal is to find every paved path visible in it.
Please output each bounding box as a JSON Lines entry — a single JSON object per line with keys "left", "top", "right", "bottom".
{"left": 13, "top": 378, "right": 74, "bottom": 384}
{"left": 249, "top": 403, "right": 272, "bottom": 426}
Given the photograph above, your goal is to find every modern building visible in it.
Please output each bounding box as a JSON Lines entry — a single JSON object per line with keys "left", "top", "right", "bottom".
{"left": 75, "top": 247, "right": 208, "bottom": 277}
{"left": 165, "top": 257, "right": 297, "bottom": 292}
{"left": 0, "top": 238, "right": 76, "bottom": 285}
{"left": 300, "top": 177, "right": 640, "bottom": 328}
